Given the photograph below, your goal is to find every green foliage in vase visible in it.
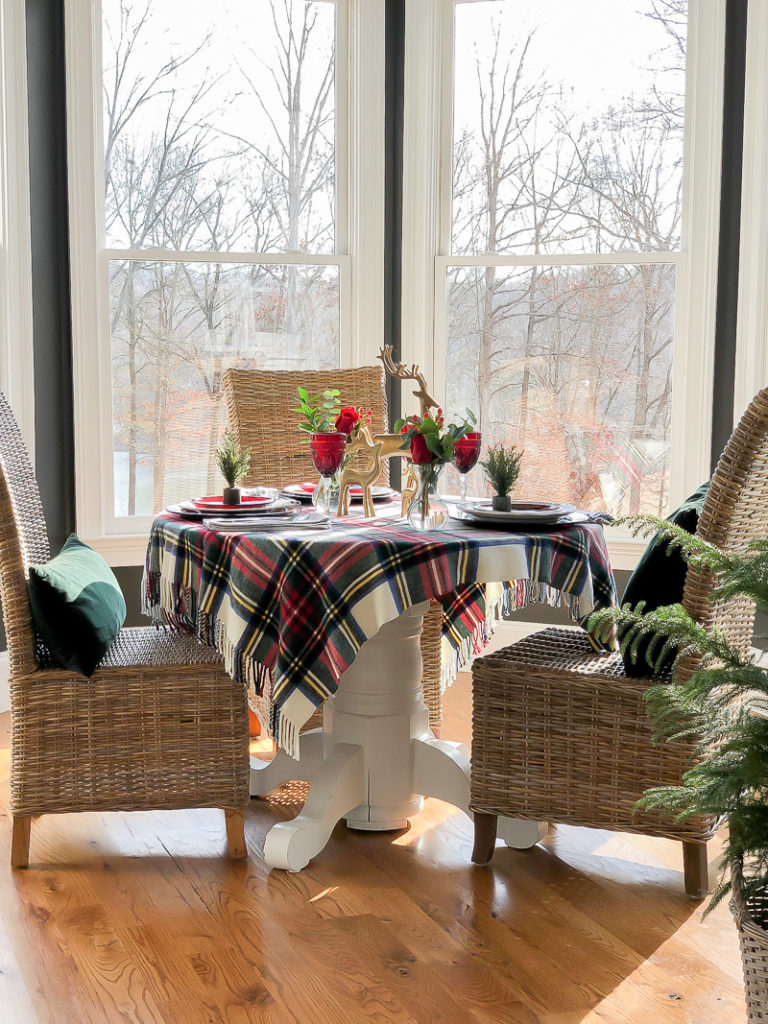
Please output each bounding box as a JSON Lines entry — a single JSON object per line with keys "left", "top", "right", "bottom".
{"left": 216, "top": 429, "right": 251, "bottom": 488}
{"left": 294, "top": 386, "right": 341, "bottom": 435}
{"left": 394, "top": 408, "right": 476, "bottom": 463}
{"left": 480, "top": 444, "right": 523, "bottom": 496}
{"left": 589, "top": 515, "right": 768, "bottom": 913}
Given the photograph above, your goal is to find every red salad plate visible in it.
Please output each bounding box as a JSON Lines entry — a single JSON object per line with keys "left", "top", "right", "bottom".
{"left": 282, "top": 483, "right": 397, "bottom": 504}
{"left": 191, "top": 494, "right": 273, "bottom": 512}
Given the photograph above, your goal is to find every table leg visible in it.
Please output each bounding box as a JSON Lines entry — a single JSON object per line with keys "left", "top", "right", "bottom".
{"left": 262, "top": 745, "right": 365, "bottom": 872}
{"left": 412, "top": 736, "right": 547, "bottom": 850}
{"left": 250, "top": 728, "right": 324, "bottom": 794}
{"left": 259, "top": 601, "right": 545, "bottom": 869}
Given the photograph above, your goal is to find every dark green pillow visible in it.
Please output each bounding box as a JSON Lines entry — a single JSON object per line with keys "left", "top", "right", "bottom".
{"left": 27, "top": 534, "right": 126, "bottom": 676}
{"left": 620, "top": 482, "right": 709, "bottom": 677}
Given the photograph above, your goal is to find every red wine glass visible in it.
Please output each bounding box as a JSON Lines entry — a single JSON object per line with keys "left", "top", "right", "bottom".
{"left": 452, "top": 432, "right": 482, "bottom": 504}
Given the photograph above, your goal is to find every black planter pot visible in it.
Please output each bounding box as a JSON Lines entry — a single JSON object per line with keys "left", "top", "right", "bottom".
{"left": 223, "top": 487, "right": 242, "bottom": 506}
{"left": 492, "top": 495, "right": 511, "bottom": 512}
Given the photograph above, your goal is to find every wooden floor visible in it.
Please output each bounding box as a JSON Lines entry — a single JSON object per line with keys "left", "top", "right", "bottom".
{"left": 0, "top": 676, "right": 746, "bottom": 1024}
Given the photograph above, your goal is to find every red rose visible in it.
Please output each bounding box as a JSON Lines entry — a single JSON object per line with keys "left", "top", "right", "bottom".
{"left": 410, "top": 433, "right": 435, "bottom": 465}
{"left": 335, "top": 406, "right": 359, "bottom": 435}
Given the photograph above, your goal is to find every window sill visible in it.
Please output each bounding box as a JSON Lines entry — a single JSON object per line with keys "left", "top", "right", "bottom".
{"left": 84, "top": 535, "right": 150, "bottom": 568}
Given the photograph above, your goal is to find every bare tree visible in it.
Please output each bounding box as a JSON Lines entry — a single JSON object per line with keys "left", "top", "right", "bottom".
{"left": 451, "top": 24, "right": 586, "bottom": 439}
{"left": 447, "top": 3, "right": 685, "bottom": 516}
{"left": 105, "top": 0, "right": 339, "bottom": 512}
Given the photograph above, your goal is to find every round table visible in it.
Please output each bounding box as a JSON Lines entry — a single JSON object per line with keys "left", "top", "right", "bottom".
{"left": 250, "top": 600, "right": 546, "bottom": 870}
{"left": 144, "top": 512, "right": 616, "bottom": 871}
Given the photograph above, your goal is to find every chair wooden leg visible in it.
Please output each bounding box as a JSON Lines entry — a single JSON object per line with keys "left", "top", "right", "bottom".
{"left": 11, "top": 816, "right": 31, "bottom": 869}
{"left": 683, "top": 841, "right": 709, "bottom": 898}
{"left": 472, "top": 813, "right": 498, "bottom": 865}
{"left": 225, "top": 808, "right": 247, "bottom": 860}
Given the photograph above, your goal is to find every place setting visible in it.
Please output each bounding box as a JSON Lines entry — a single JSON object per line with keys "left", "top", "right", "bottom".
{"left": 452, "top": 499, "right": 591, "bottom": 528}
{"left": 163, "top": 438, "right": 333, "bottom": 533}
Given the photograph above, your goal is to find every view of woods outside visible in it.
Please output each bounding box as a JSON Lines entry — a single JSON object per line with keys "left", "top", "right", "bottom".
{"left": 104, "top": 0, "right": 339, "bottom": 515}
{"left": 444, "top": 0, "right": 685, "bottom": 516}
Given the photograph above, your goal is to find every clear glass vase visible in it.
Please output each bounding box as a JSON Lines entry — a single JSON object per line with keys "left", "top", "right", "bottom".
{"left": 312, "top": 473, "right": 340, "bottom": 516}
{"left": 407, "top": 463, "right": 449, "bottom": 532}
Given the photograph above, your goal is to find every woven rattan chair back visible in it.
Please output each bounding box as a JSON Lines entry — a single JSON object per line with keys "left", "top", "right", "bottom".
{"left": 679, "top": 386, "right": 768, "bottom": 675}
{"left": 224, "top": 366, "right": 389, "bottom": 488}
{"left": 0, "top": 390, "right": 50, "bottom": 679}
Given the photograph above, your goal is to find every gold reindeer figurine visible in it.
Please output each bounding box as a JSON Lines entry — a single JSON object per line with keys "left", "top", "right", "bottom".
{"left": 337, "top": 349, "right": 439, "bottom": 518}
{"left": 338, "top": 423, "right": 384, "bottom": 517}
{"left": 379, "top": 346, "right": 440, "bottom": 419}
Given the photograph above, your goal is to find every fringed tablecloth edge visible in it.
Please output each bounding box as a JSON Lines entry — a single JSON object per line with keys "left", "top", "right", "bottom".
{"left": 439, "top": 579, "right": 584, "bottom": 689}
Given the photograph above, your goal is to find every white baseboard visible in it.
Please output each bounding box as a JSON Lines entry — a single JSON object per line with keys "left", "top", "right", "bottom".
{"left": 0, "top": 651, "right": 8, "bottom": 713}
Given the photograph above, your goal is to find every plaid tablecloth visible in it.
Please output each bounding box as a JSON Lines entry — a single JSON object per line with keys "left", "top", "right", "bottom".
{"left": 143, "top": 514, "right": 616, "bottom": 757}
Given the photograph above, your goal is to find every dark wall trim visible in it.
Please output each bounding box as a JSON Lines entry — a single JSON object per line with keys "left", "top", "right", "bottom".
{"left": 711, "top": 0, "right": 748, "bottom": 471}
{"left": 26, "top": 0, "right": 75, "bottom": 552}
{"left": 384, "top": 0, "right": 405, "bottom": 430}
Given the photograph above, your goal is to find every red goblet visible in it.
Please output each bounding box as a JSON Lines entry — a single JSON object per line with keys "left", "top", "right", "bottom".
{"left": 310, "top": 432, "right": 347, "bottom": 514}
{"left": 452, "top": 431, "right": 482, "bottom": 504}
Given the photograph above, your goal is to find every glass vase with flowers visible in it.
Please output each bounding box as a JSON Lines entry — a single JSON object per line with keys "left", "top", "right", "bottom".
{"left": 294, "top": 390, "right": 375, "bottom": 515}
{"left": 294, "top": 386, "right": 345, "bottom": 514}
{"left": 395, "top": 408, "right": 476, "bottom": 531}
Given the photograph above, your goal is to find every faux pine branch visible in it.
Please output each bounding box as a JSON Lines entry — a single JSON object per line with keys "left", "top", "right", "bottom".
{"left": 216, "top": 430, "right": 251, "bottom": 488}
{"left": 480, "top": 444, "right": 523, "bottom": 496}
{"left": 612, "top": 514, "right": 734, "bottom": 576}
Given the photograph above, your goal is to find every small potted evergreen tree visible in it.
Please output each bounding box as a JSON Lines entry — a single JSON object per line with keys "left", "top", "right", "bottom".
{"left": 591, "top": 520, "right": 768, "bottom": 1020}
{"left": 480, "top": 444, "right": 523, "bottom": 511}
{"left": 216, "top": 429, "right": 251, "bottom": 506}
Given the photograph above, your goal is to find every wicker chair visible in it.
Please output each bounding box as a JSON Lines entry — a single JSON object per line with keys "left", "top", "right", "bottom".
{"left": 470, "top": 387, "right": 768, "bottom": 898}
{"left": 0, "top": 389, "right": 250, "bottom": 868}
{"left": 224, "top": 365, "right": 391, "bottom": 487}
{"left": 223, "top": 365, "right": 445, "bottom": 733}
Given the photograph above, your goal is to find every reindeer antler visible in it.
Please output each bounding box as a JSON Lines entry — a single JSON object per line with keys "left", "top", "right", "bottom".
{"left": 378, "top": 346, "right": 440, "bottom": 419}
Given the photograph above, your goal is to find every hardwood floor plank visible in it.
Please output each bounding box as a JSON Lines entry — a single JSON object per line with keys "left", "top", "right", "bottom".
{"left": 0, "top": 680, "right": 748, "bottom": 1024}
{"left": 0, "top": 913, "right": 39, "bottom": 1023}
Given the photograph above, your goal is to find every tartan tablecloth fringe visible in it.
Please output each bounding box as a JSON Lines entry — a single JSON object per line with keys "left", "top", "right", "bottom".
{"left": 143, "top": 570, "right": 275, "bottom": 693}
{"left": 143, "top": 516, "right": 616, "bottom": 757}
{"left": 142, "top": 570, "right": 576, "bottom": 697}
{"left": 438, "top": 578, "right": 585, "bottom": 689}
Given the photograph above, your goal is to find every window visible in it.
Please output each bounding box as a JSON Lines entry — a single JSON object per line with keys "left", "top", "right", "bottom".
{"left": 0, "top": 0, "right": 33, "bottom": 449}
{"left": 404, "top": 0, "right": 725, "bottom": 564}
{"left": 68, "top": 0, "right": 384, "bottom": 558}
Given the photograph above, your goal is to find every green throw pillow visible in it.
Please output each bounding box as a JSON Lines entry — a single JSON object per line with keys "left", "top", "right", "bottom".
{"left": 27, "top": 534, "right": 126, "bottom": 676}
{"left": 620, "top": 482, "right": 709, "bottom": 677}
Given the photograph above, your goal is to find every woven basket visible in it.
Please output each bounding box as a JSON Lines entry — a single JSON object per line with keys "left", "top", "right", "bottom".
{"left": 732, "top": 874, "right": 768, "bottom": 1021}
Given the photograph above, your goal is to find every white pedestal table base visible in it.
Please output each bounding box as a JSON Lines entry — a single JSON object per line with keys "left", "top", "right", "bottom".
{"left": 250, "top": 601, "right": 546, "bottom": 871}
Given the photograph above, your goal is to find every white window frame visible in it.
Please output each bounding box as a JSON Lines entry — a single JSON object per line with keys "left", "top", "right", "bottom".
{"left": 402, "top": 0, "right": 725, "bottom": 570}
{"left": 66, "top": 0, "right": 385, "bottom": 565}
{"left": 735, "top": 0, "right": 768, "bottom": 422}
{"left": 0, "top": 0, "right": 34, "bottom": 453}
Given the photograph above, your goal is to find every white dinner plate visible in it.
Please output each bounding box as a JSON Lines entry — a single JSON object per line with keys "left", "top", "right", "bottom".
{"left": 453, "top": 508, "right": 590, "bottom": 529}
{"left": 457, "top": 500, "right": 577, "bottom": 524}
{"left": 281, "top": 483, "right": 398, "bottom": 504}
